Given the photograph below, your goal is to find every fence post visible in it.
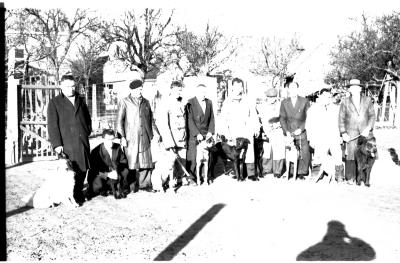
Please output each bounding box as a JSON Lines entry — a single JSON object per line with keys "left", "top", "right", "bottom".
{"left": 91, "top": 84, "right": 98, "bottom": 132}
{"left": 6, "top": 77, "right": 20, "bottom": 165}
{"left": 395, "top": 81, "right": 400, "bottom": 128}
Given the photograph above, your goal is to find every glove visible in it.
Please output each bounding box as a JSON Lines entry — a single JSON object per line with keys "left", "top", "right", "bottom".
{"left": 120, "top": 137, "right": 127, "bottom": 147}
{"left": 293, "top": 129, "right": 302, "bottom": 136}
{"left": 107, "top": 170, "right": 118, "bottom": 180}
{"left": 54, "top": 146, "right": 63, "bottom": 155}
{"left": 342, "top": 133, "right": 350, "bottom": 142}
{"left": 361, "top": 128, "right": 370, "bottom": 137}
{"left": 197, "top": 134, "right": 204, "bottom": 142}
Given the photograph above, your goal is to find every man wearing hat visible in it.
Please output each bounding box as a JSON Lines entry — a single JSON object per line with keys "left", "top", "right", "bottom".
{"left": 116, "top": 77, "right": 162, "bottom": 192}
{"left": 47, "top": 74, "right": 92, "bottom": 205}
{"left": 338, "top": 79, "right": 375, "bottom": 183}
{"left": 256, "top": 88, "right": 286, "bottom": 177}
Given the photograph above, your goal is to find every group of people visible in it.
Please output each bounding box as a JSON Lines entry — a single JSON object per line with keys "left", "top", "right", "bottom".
{"left": 47, "top": 73, "right": 376, "bottom": 205}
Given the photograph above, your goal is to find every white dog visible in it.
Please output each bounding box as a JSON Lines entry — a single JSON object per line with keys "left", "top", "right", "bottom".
{"left": 196, "top": 135, "right": 215, "bottom": 186}
{"left": 23, "top": 158, "right": 78, "bottom": 209}
{"left": 315, "top": 153, "right": 337, "bottom": 184}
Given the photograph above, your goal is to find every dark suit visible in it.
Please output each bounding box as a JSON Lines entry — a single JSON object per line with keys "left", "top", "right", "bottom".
{"left": 186, "top": 97, "right": 215, "bottom": 177}
{"left": 87, "top": 143, "right": 129, "bottom": 196}
{"left": 47, "top": 92, "right": 92, "bottom": 201}
{"left": 279, "top": 96, "right": 311, "bottom": 176}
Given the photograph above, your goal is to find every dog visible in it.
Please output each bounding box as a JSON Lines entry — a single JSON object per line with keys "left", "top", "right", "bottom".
{"left": 315, "top": 153, "right": 337, "bottom": 183}
{"left": 208, "top": 136, "right": 250, "bottom": 181}
{"left": 354, "top": 136, "right": 377, "bottom": 187}
{"left": 23, "top": 156, "right": 78, "bottom": 209}
{"left": 253, "top": 130, "right": 269, "bottom": 180}
{"left": 94, "top": 170, "right": 128, "bottom": 199}
{"left": 196, "top": 135, "right": 216, "bottom": 185}
{"left": 283, "top": 137, "right": 299, "bottom": 180}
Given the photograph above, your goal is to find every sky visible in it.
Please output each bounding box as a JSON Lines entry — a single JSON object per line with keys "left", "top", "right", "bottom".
{"left": 6, "top": 0, "right": 400, "bottom": 49}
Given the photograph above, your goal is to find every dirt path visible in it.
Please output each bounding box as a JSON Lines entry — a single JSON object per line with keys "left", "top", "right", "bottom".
{"left": 6, "top": 130, "right": 400, "bottom": 261}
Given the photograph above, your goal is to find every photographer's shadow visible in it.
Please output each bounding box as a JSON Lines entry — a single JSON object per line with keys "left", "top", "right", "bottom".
{"left": 297, "top": 220, "right": 376, "bottom": 261}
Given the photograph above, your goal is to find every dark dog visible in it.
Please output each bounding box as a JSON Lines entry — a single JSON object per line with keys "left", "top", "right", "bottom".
{"left": 208, "top": 136, "right": 250, "bottom": 181}
{"left": 354, "top": 136, "right": 377, "bottom": 187}
{"left": 253, "top": 129, "right": 269, "bottom": 180}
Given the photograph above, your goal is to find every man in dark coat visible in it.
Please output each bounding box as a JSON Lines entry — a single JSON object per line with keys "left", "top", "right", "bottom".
{"left": 86, "top": 129, "right": 129, "bottom": 199}
{"left": 186, "top": 83, "right": 215, "bottom": 182}
{"left": 47, "top": 74, "right": 92, "bottom": 205}
{"left": 279, "top": 82, "right": 311, "bottom": 179}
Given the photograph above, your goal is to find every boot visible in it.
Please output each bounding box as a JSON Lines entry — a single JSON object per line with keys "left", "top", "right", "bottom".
{"left": 335, "top": 164, "right": 344, "bottom": 183}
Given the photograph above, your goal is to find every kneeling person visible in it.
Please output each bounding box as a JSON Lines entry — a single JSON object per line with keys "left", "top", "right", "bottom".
{"left": 86, "top": 129, "right": 129, "bottom": 199}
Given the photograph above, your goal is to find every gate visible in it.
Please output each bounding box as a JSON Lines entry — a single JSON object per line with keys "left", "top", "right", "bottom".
{"left": 17, "top": 84, "right": 60, "bottom": 162}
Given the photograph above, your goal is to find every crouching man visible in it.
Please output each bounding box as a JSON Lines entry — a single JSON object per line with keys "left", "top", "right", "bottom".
{"left": 86, "top": 129, "right": 129, "bottom": 199}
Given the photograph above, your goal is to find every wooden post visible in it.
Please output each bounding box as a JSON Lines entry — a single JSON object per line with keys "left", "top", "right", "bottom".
{"left": 92, "top": 84, "right": 98, "bottom": 132}
{"left": 6, "top": 77, "right": 20, "bottom": 165}
{"left": 395, "top": 81, "right": 400, "bottom": 128}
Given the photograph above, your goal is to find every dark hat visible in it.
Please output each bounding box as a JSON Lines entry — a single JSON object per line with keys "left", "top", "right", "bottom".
{"left": 129, "top": 79, "right": 143, "bottom": 89}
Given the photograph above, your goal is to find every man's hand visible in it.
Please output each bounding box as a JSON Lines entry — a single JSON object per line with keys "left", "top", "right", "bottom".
{"left": 197, "top": 134, "right": 204, "bottom": 142}
{"left": 293, "top": 129, "right": 302, "bottom": 136}
{"left": 342, "top": 133, "right": 350, "bottom": 142}
{"left": 120, "top": 137, "right": 127, "bottom": 147}
{"left": 206, "top": 132, "right": 212, "bottom": 140}
{"left": 361, "top": 128, "right": 370, "bottom": 137}
{"left": 54, "top": 146, "right": 63, "bottom": 155}
{"left": 107, "top": 170, "right": 118, "bottom": 180}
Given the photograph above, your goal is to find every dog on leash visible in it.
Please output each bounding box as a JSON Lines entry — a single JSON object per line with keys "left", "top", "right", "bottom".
{"left": 208, "top": 135, "right": 250, "bottom": 181}
{"left": 196, "top": 135, "right": 216, "bottom": 185}
{"left": 23, "top": 156, "right": 78, "bottom": 209}
{"left": 282, "top": 137, "right": 299, "bottom": 180}
{"left": 315, "top": 153, "right": 337, "bottom": 183}
{"left": 355, "top": 136, "right": 377, "bottom": 187}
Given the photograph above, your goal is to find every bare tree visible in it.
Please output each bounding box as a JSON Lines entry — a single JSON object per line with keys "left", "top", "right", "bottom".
{"left": 101, "top": 8, "right": 175, "bottom": 78}
{"left": 7, "top": 9, "right": 99, "bottom": 82}
{"left": 69, "top": 33, "right": 109, "bottom": 88}
{"left": 252, "top": 36, "right": 303, "bottom": 88}
{"left": 173, "top": 23, "right": 238, "bottom": 78}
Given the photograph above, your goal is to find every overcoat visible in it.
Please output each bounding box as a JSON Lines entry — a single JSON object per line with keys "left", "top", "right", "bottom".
{"left": 47, "top": 93, "right": 92, "bottom": 172}
{"left": 186, "top": 97, "right": 215, "bottom": 175}
{"left": 116, "top": 95, "right": 160, "bottom": 169}
{"left": 186, "top": 97, "right": 215, "bottom": 141}
{"left": 338, "top": 95, "right": 375, "bottom": 160}
{"left": 89, "top": 142, "right": 128, "bottom": 175}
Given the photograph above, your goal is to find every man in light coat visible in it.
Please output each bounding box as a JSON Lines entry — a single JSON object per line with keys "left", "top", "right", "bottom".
{"left": 116, "top": 78, "right": 162, "bottom": 192}
{"left": 219, "top": 78, "right": 261, "bottom": 179}
{"left": 338, "top": 79, "right": 375, "bottom": 183}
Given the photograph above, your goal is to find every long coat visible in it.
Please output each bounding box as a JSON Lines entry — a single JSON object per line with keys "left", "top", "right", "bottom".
{"left": 338, "top": 95, "right": 375, "bottom": 160}
{"left": 186, "top": 97, "right": 215, "bottom": 175}
{"left": 186, "top": 97, "right": 215, "bottom": 141}
{"left": 47, "top": 93, "right": 92, "bottom": 172}
{"left": 116, "top": 95, "right": 160, "bottom": 169}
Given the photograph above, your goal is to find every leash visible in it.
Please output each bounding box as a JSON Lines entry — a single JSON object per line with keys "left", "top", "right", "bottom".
{"left": 158, "top": 141, "right": 193, "bottom": 179}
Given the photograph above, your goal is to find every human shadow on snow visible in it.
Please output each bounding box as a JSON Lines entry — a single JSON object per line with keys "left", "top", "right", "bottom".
{"left": 297, "top": 220, "right": 376, "bottom": 261}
